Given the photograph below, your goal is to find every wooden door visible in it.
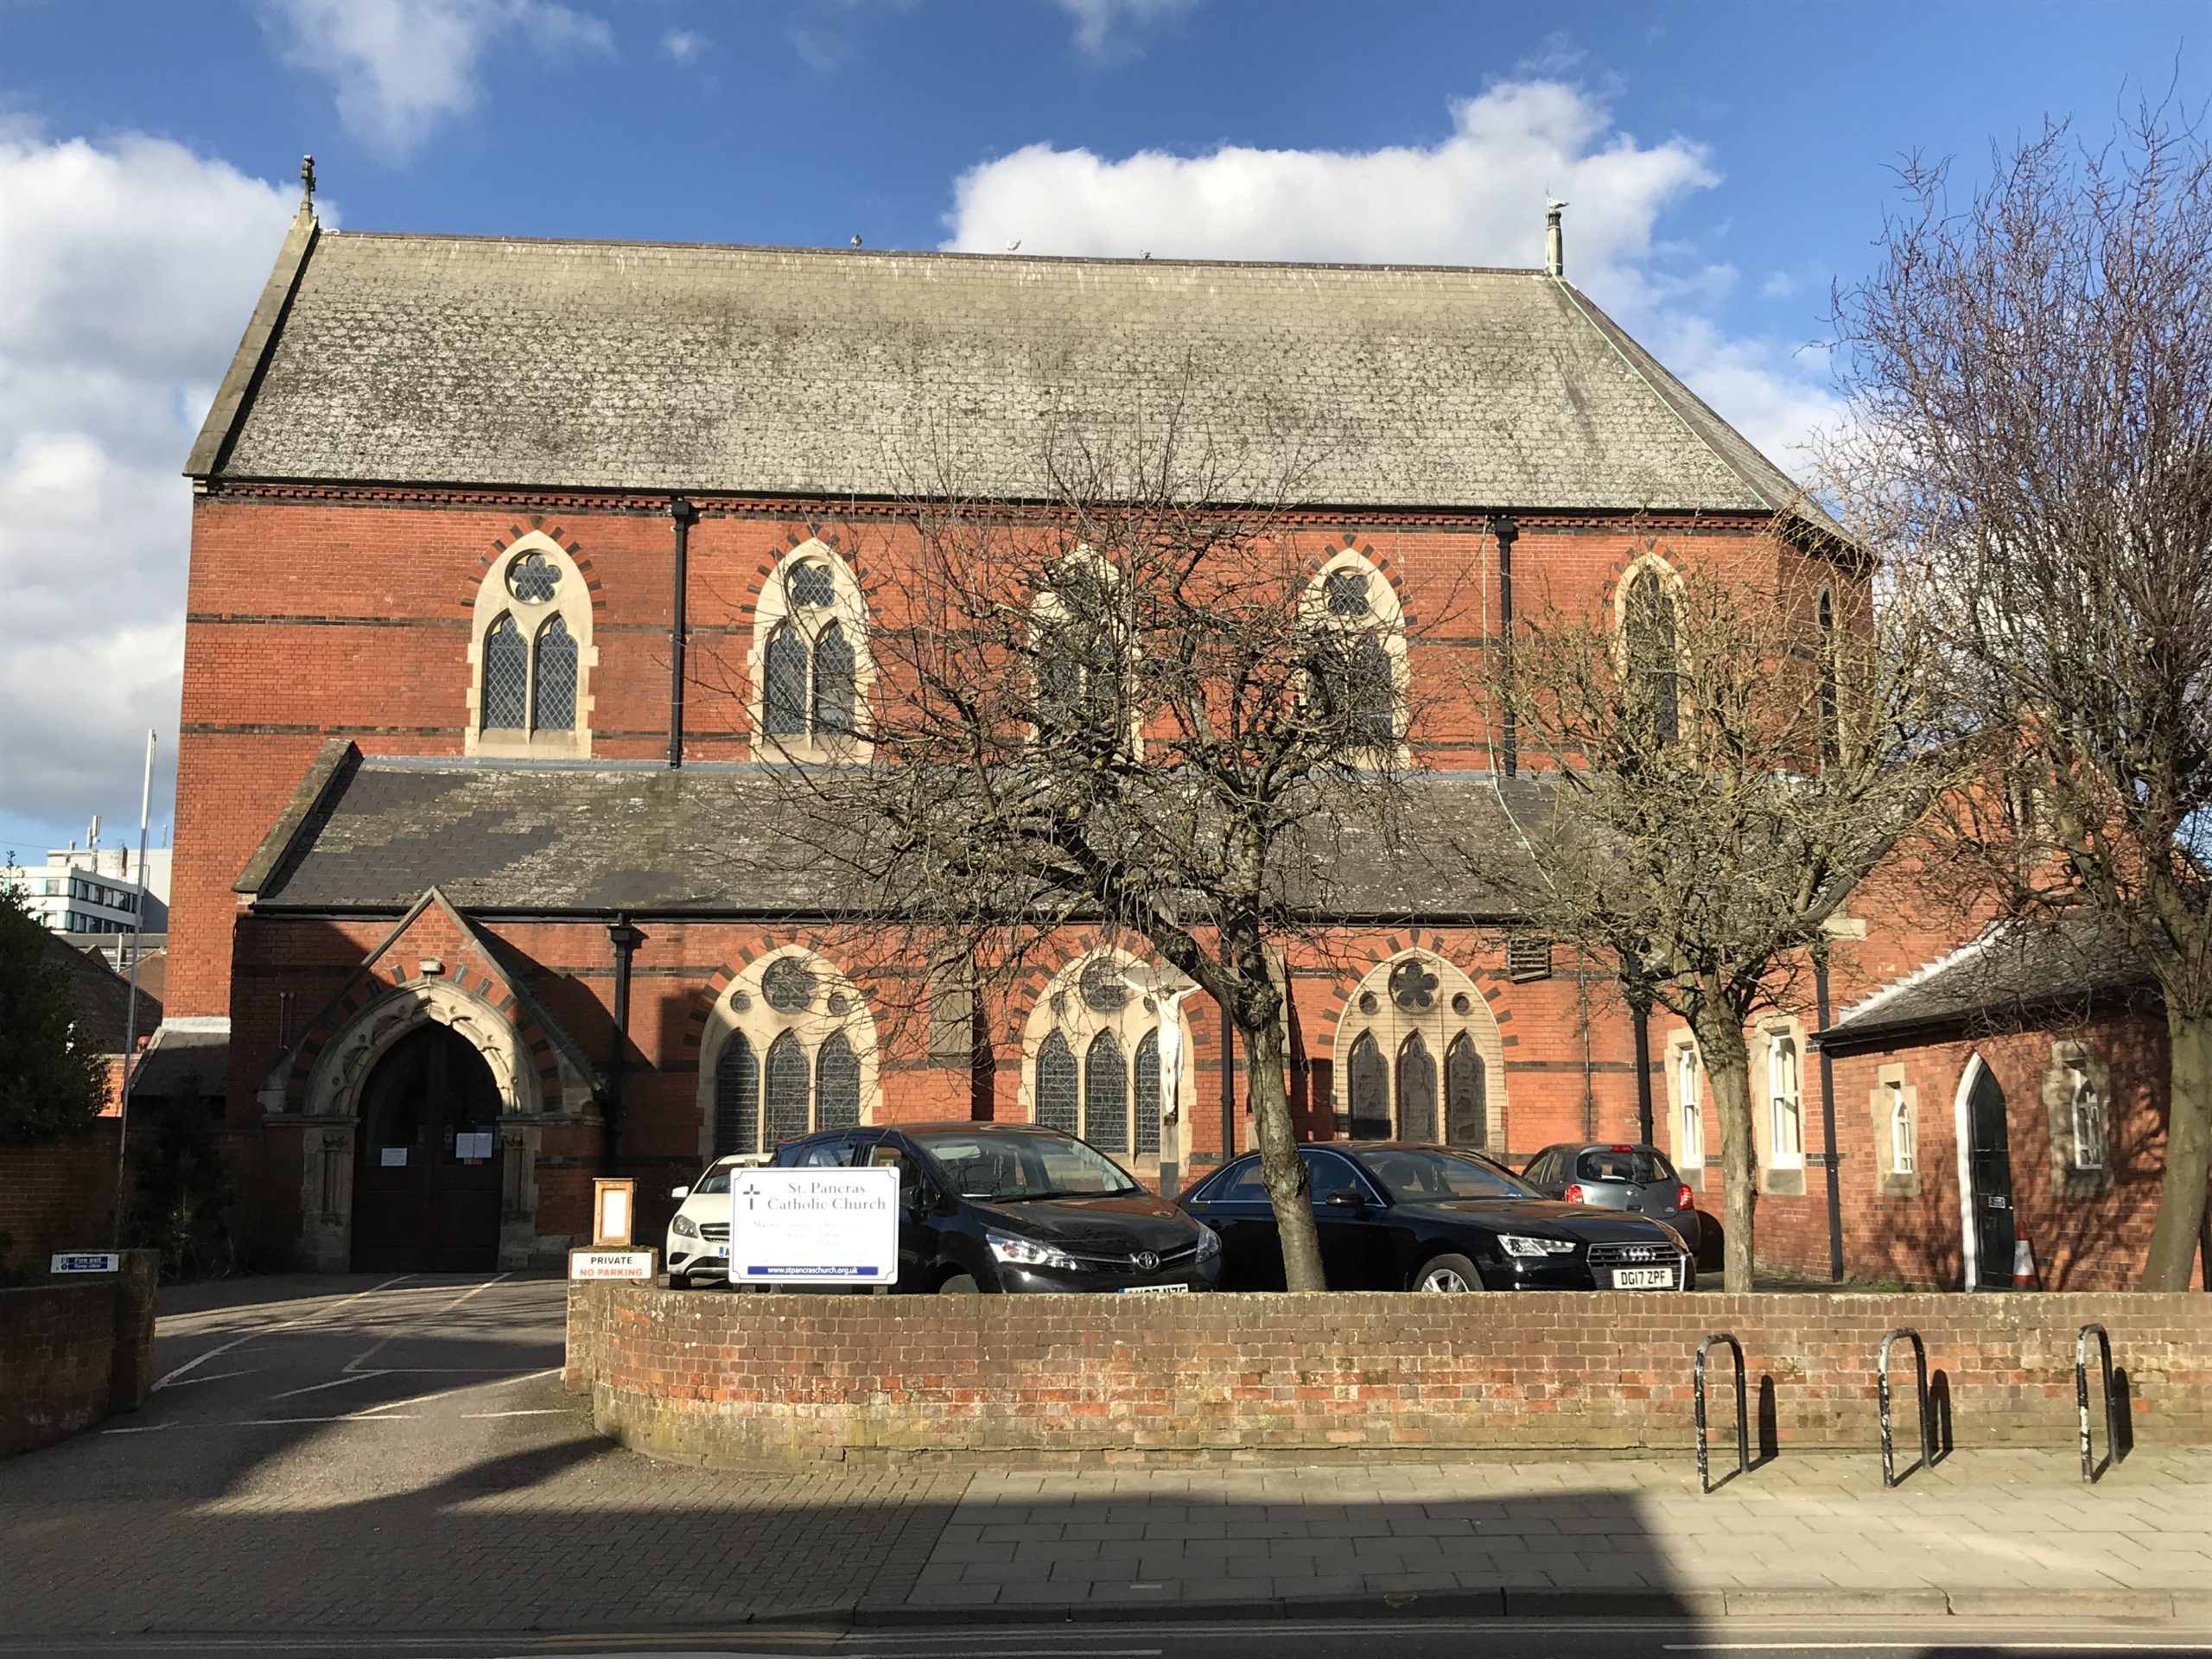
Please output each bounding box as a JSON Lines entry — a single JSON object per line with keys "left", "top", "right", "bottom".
{"left": 353, "top": 1026, "right": 504, "bottom": 1274}
{"left": 1966, "top": 1063, "right": 2016, "bottom": 1291}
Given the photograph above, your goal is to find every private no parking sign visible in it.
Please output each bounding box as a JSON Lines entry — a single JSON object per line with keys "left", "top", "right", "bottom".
{"left": 728, "top": 1166, "right": 899, "bottom": 1286}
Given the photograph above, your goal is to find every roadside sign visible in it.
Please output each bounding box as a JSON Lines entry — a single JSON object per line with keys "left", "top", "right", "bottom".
{"left": 568, "top": 1248, "right": 657, "bottom": 1281}
{"left": 729, "top": 1166, "right": 899, "bottom": 1286}
{"left": 51, "top": 1253, "right": 120, "bottom": 1274}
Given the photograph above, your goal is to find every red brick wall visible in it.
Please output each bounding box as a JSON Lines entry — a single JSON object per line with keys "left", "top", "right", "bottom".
{"left": 0, "top": 1253, "right": 157, "bottom": 1459}
{"left": 0, "top": 1124, "right": 119, "bottom": 1270}
{"left": 568, "top": 1284, "right": 2212, "bottom": 1464}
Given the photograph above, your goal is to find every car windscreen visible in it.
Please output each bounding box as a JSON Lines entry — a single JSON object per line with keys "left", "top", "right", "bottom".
{"left": 692, "top": 1169, "right": 733, "bottom": 1195}
{"left": 908, "top": 1130, "right": 1142, "bottom": 1201}
{"left": 1576, "top": 1148, "right": 1675, "bottom": 1185}
{"left": 1359, "top": 1147, "right": 1539, "bottom": 1203}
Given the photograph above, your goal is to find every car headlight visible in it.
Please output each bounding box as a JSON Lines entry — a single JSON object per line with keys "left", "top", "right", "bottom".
{"left": 1498, "top": 1234, "right": 1577, "bottom": 1257}
{"left": 986, "top": 1230, "right": 1080, "bottom": 1271}
{"left": 1193, "top": 1224, "right": 1222, "bottom": 1261}
{"left": 671, "top": 1213, "right": 700, "bottom": 1238}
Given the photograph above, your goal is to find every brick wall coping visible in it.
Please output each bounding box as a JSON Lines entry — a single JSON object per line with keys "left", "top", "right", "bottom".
{"left": 566, "top": 1286, "right": 2212, "bottom": 1467}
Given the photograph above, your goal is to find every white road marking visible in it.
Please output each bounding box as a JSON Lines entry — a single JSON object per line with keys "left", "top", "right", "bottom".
{"left": 441, "top": 1270, "right": 511, "bottom": 1310}
{"left": 460, "top": 1408, "right": 572, "bottom": 1418}
{"left": 96, "top": 1423, "right": 175, "bottom": 1435}
{"left": 351, "top": 1366, "right": 560, "bottom": 1416}
{"left": 155, "top": 1370, "right": 257, "bottom": 1388}
{"left": 265, "top": 1370, "right": 391, "bottom": 1402}
{"left": 153, "top": 1274, "right": 414, "bottom": 1391}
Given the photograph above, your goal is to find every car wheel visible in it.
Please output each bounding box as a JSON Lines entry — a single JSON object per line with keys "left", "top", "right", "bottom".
{"left": 1414, "top": 1253, "right": 1485, "bottom": 1293}
{"left": 938, "top": 1272, "right": 982, "bottom": 1294}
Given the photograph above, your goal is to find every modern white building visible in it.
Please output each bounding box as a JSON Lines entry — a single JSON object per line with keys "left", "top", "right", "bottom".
{"left": 1, "top": 842, "right": 170, "bottom": 938}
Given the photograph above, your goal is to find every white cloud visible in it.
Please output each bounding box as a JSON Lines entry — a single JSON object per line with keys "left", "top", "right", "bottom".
{"left": 0, "top": 130, "right": 298, "bottom": 846}
{"left": 944, "top": 79, "right": 1845, "bottom": 475}
{"left": 661, "top": 27, "right": 706, "bottom": 64}
{"left": 262, "top": 0, "right": 613, "bottom": 162}
{"left": 1053, "top": 0, "right": 1196, "bottom": 61}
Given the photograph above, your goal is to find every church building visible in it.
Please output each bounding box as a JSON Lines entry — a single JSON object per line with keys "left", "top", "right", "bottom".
{"left": 162, "top": 185, "right": 2187, "bottom": 1288}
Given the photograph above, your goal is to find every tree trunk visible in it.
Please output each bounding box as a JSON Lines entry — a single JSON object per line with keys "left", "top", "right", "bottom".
{"left": 2143, "top": 1005, "right": 2212, "bottom": 1290}
{"left": 1693, "top": 1001, "right": 1758, "bottom": 1293}
{"left": 1243, "top": 1010, "right": 1325, "bottom": 1290}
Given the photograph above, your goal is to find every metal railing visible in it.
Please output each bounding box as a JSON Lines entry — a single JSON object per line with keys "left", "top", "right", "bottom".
{"left": 2076, "top": 1323, "right": 2124, "bottom": 1484}
{"left": 1877, "top": 1327, "right": 1935, "bottom": 1489}
{"left": 1694, "top": 1332, "right": 1748, "bottom": 1494}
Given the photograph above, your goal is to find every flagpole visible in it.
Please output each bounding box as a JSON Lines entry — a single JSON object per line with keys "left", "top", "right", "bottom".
{"left": 113, "top": 729, "right": 154, "bottom": 1249}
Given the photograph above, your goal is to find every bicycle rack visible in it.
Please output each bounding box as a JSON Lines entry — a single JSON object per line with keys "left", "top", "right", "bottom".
{"left": 1877, "top": 1327, "right": 1934, "bottom": 1489}
{"left": 2076, "top": 1323, "right": 2123, "bottom": 1484}
{"left": 1694, "top": 1332, "right": 1748, "bottom": 1494}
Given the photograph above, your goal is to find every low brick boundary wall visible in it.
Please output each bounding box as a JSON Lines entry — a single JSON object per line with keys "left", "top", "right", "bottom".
{"left": 566, "top": 1286, "right": 2212, "bottom": 1465}
{"left": 0, "top": 1251, "right": 158, "bottom": 1459}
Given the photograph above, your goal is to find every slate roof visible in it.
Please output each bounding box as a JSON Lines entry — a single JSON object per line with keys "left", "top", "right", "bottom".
{"left": 130, "top": 1027, "right": 228, "bottom": 1099}
{"left": 1821, "top": 911, "right": 2156, "bottom": 1047}
{"left": 239, "top": 751, "right": 1541, "bottom": 922}
{"left": 192, "top": 216, "right": 1815, "bottom": 518}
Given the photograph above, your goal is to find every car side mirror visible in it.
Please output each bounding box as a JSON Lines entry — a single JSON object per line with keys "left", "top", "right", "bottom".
{"left": 669, "top": 1185, "right": 690, "bottom": 1200}
{"left": 1325, "top": 1191, "right": 1365, "bottom": 1208}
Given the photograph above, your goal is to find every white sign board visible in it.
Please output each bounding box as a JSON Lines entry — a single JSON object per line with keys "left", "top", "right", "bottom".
{"left": 729, "top": 1166, "right": 899, "bottom": 1286}
{"left": 51, "top": 1252, "right": 120, "bottom": 1274}
{"left": 569, "top": 1249, "right": 657, "bottom": 1281}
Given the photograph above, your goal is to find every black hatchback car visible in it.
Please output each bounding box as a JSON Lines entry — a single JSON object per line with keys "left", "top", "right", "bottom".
{"left": 766, "top": 1122, "right": 1223, "bottom": 1294}
{"left": 1181, "top": 1143, "right": 1694, "bottom": 1292}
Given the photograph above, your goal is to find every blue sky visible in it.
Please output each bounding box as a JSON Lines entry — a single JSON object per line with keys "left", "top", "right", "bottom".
{"left": 0, "top": 0, "right": 2202, "bottom": 857}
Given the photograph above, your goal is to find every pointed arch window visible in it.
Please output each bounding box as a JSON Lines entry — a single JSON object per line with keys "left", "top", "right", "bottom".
{"left": 1306, "top": 561, "right": 1402, "bottom": 748}
{"left": 1396, "top": 1033, "right": 1438, "bottom": 1142}
{"left": 1445, "top": 1033, "right": 1486, "bottom": 1147}
{"left": 1768, "top": 1034, "right": 1804, "bottom": 1167}
{"left": 1025, "top": 950, "right": 1192, "bottom": 1160}
{"left": 817, "top": 1032, "right": 861, "bottom": 1130}
{"left": 1133, "top": 1028, "right": 1161, "bottom": 1156}
{"left": 1678, "top": 1045, "right": 1705, "bottom": 1169}
{"left": 1624, "top": 569, "right": 1680, "bottom": 747}
{"left": 713, "top": 1033, "right": 759, "bottom": 1157}
{"left": 753, "top": 549, "right": 870, "bottom": 756}
{"left": 470, "top": 537, "right": 592, "bottom": 754}
{"left": 1347, "top": 1031, "right": 1390, "bottom": 1140}
{"left": 1084, "top": 1030, "right": 1129, "bottom": 1152}
{"left": 1338, "top": 952, "right": 1504, "bottom": 1148}
{"left": 765, "top": 1032, "right": 810, "bottom": 1145}
{"left": 1035, "top": 1030, "right": 1079, "bottom": 1135}
{"left": 1033, "top": 557, "right": 1130, "bottom": 747}
{"left": 1816, "top": 585, "right": 1840, "bottom": 764}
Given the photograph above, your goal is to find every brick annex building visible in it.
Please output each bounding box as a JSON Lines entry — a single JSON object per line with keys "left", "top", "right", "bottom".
{"left": 162, "top": 192, "right": 2192, "bottom": 1288}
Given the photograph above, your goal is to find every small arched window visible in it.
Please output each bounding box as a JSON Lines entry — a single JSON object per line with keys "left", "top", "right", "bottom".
{"left": 752, "top": 547, "right": 869, "bottom": 758}
{"left": 1678, "top": 1045, "right": 1705, "bottom": 1169}
{"left": 1084, "top": 1029, "right": 1129, "bottom": 1152}
{"left": 1768, "top": 1034, "right": 1804, "bottom": 1166}
{"left": 2069, "top": 1065, "right": 2106, "bottom": 1171}
{"left": 1816, "top": 585, "right": 1840, "bottom": 764}
{"left": 1396, "top": 1032, "right": 1438, "bottom": 1142}
{"left": 1304, "top": 555, "right": 1405, "bottom": 753}
{"left": 714, "top": 1033, "right": 759, "bottom": 1157}
{"left": 765, "top": 1031, "right": 810, "bottom": 1145}
{"left": 470, "top": 537, "right": 594, "bottom": 756}
{"left": 1035, "top": 1030, "right": 1079, "bottom": 1135}
{"left": 817, "top": 1031, "right": 861, "bottom": 1130}
{"left": 1624, "top": 569, "right": 1680, "bottom": 746}
{"left": 1887, "top": 1079, "right": 1916, "bottom": 1176}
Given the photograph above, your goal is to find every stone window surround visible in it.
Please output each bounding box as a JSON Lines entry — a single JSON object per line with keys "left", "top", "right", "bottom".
{"left": 466, "top": 531, "right": 596, "bottom": 760}
{"left": 1030, "top": 545, "right": 1143, "bottom": 755}
{"left": 1301, "top": 547, "right": 1410, "bottom": 769}
{"left": 1660, "top": 1029, "right": 1715, "bottom": 1190}
{"left": 748, "top": 539, "right": 874, "bottom": 764}
{"left": 1753, "top": 1016, "right": 1809, "bottom": 1195}
{"left": 696, "top": 945, "right": 880, "bottom": 1160}
{"left": 1869, "top": 1061, "right": 1923, "bottom": 1198}
{"left": 1330, "top": 949, "right": 1507, "bottom": 1155}
{"left": 2042, "top": 1038, "right": 2114, "bottom": 1201}
{"left": 1019, "top": 946, "right": 1196, "bottom": 1173}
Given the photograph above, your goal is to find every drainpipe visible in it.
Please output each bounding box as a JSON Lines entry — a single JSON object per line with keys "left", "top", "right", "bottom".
{"left": 604, "top": 915, "right": 645, "bottom": 1175}
{"left": 1485, "top": 513, "right": 1518, "bottom": 778}
{"left": 1814, "top": 942, "right": 1845, "bottom": 1282}
{"left": 667, "top": 497, "right": 697, "bottom": 768}
{"left": 1630, "top": 980, "right": 1656, "bottom": 1146}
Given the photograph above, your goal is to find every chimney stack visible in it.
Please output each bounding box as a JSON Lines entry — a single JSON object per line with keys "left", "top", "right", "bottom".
{"left": 1545, "top": 200, "right": 1567, "bottom": 278}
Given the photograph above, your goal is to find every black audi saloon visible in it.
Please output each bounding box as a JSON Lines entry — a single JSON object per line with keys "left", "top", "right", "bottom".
{"left": 1181, "top": 1143, "right": 1694, "bottom": 1292}
{"left": 765, "top": 1122, "right": 1223, "bottom": 1294}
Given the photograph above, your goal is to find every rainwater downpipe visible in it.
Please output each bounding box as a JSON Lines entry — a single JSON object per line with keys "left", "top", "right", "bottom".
{"left": 1630, "top": 982, "right": 1656, "bottom": 1146}
{"left": 668, "top": 496, "right": 697, "bottom": 768}
{"left": 604, "top": 915, "right": 645, "bottom": 1176}
{"left": 1814, "top": 943, "right": 1846, "bottom": 1282}
{"left": 1486, "top": 513, "right": 1518, "bottom": 778}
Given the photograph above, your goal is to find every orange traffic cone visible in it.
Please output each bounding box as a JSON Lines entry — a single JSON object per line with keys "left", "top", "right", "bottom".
{"left": 2013, "top": 1239, "right": 2040, "bottom": 1290}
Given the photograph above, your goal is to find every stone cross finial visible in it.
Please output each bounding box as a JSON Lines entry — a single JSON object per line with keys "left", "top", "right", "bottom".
{"left": 301, "top": 154, "right": 316, "bottom": 211}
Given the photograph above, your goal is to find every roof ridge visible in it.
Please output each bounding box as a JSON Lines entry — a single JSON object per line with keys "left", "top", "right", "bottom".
{"left": 324, "top": 229, "right": 1549, "bottom": 277}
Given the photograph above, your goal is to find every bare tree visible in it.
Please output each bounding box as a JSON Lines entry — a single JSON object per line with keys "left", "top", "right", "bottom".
{"left": 1834, "top": 108, "right": 2212, "bottom": 1287}
{"left": 775, "top": 412, "right": 1447, "bottom": 1292}
{"left": 1461, "top": 543, "right": 1948, "bottom": 1289}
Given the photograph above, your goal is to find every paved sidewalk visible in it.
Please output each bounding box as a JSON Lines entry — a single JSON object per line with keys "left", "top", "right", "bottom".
{"left": 3, "top": 1274, "right": 2207, "bottom": 1640}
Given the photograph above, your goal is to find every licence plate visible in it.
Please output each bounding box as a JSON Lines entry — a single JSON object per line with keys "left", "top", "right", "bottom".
{"left": 1122, "top": 1282, "right": 1190, "bottom": 1294}
{"left": 1611, "top": 1266, "right": 1675, "bottom": 1289}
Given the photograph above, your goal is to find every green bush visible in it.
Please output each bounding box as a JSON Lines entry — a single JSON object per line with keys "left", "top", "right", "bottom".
{"left": 127, "top": 1072, "right": 233, "bottom": 1283}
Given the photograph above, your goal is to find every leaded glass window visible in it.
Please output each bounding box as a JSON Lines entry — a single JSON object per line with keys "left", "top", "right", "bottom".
{"left": 714, "top": 1033, "right": 759, "bottom": 1156}
{"left": 1389, "top": 957, "right": 1439, "bottom": 1012}
{"left": 817, "top": 1032, "right": 861, "bottom": 1130}
{"left": 533, "top": 614, "right": 577, "bottom": 731}
{"left": 1324, "top": 569, "right": 1370, "bottom": 617}
{"left": 1134, "top": 1027, "right": 1161, "bottom": 1156}
{"left": 508, "top": 552, "right": 559, "bottom": 603}
{"left": 1034, "top": 1030, "right": 1078, "bottom": 1135}
{"left": 813, "top": 620, "right": 855, "bottom": 737}
{"left": 764, "top": 1031, "right": 810, "bottom": 1145}
{"left": 764, "top": 623, "right": 809, "bottom": 736}
{"left": 789, "top": 563, "right": 836, "bottom": 608}
{"left": 1445, "top": 1033, "right": 1484, "bottom": 1147}
{"left": 1396, "top": 1032, "right": 1438, "bottom": 1142}
{"left": 1347, "top": 1031, "right": 1389, "bottom": 1140}
{"left": 1352, "top": 634, "right": 1395, "bottom": 741}
{"left": 1627, "top": 571, "right": 1679, "bottom": 746}
{"left": 760, "top": 957, "right": 818, "bottom": 1013}
{"left": 481, "top": 613, "right": 528, "bottom": 729}
{"left": 1038, "top": 646, "right": 1081, "bottom": 733}
{"left": 1084, "top": 1029, "right": 1128, "bottom": 1152}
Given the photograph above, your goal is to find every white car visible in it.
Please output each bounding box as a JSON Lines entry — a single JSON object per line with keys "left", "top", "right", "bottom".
{"left": 664, "top": 1154, "right": 766, "bottom": 1287}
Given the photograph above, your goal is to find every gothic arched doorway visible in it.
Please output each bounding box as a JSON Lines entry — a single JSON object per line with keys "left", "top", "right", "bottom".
{"left": 351, "top": 1023, "right": 505, "bottom": 1273}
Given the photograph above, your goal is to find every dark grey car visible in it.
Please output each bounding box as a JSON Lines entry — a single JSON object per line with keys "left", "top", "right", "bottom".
{"left": 1522, "top": 1143, "right": 1701, "bottom": 1253}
